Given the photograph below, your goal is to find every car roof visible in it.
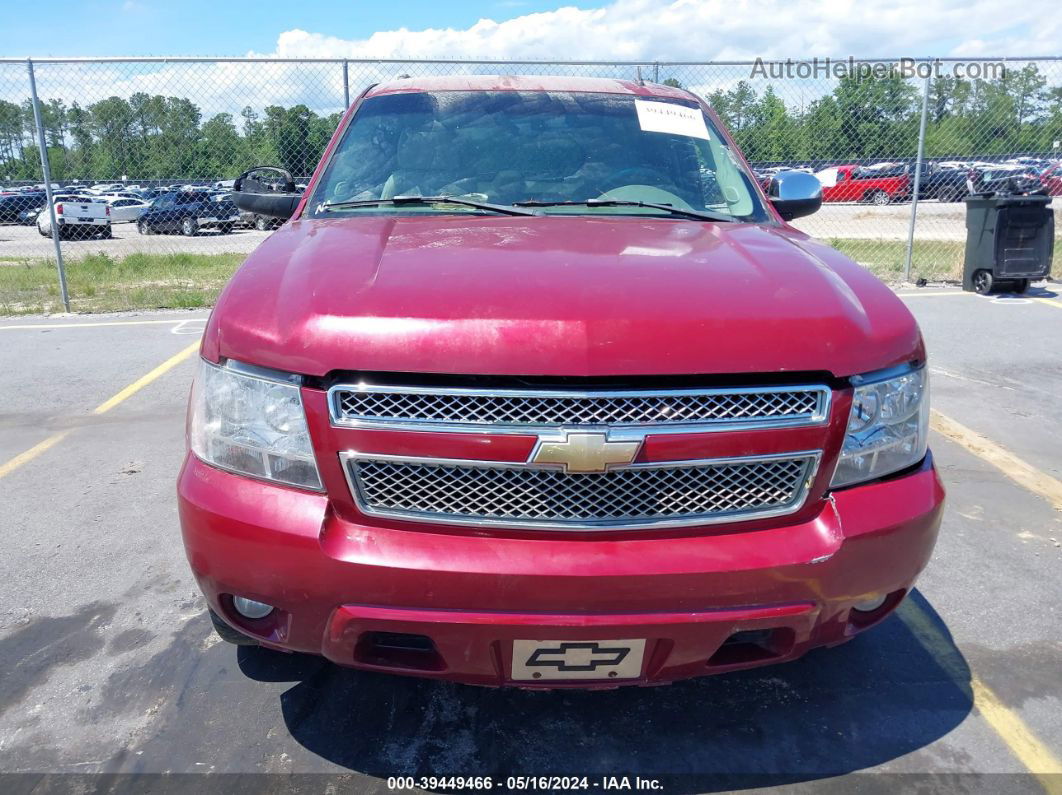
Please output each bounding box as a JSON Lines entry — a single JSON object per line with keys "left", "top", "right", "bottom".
{"left": 364, "top": 74, "right": 696, "bottom": 102}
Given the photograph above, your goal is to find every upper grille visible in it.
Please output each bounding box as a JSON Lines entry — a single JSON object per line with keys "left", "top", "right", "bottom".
{"left": 344, "top": 453, "right": 818, "bottom": 530}
{"left": 330, "top": 385, "right": 829, "bottom": 431}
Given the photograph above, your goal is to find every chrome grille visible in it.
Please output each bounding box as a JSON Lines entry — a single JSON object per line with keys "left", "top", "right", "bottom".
{"left": 330, "top": 385, "right": 829, "bottom": 430}
{"left": 344, "top": 453, "right": 818, "bottom": 530}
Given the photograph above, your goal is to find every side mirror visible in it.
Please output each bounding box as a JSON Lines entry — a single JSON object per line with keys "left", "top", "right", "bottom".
{"left": 768, "top": 170, "right": 822, "bottom": 221}
{"left": 232, "top": 166, "right": 302, "bottom": 220}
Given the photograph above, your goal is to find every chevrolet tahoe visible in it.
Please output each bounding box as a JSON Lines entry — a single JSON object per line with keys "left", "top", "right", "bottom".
{"left": 178, "top": 76, "right": 944, "bottom": 688}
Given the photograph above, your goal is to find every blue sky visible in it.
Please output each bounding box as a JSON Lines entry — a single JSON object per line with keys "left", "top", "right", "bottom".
{"left": 1, "top": 1, "right": 610, "bottom": 57}
{"left": 1, "top": 0, "right": 1056, "bottom": 60}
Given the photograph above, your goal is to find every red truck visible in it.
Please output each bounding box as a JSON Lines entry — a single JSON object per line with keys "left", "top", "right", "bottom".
{"left": 178, "top": 76, "right": 943, "bottom": 688}
{"left": 816, "top": 163, "right": 911, "bottom": 205}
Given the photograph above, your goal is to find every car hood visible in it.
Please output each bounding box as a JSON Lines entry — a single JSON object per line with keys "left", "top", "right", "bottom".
{"left": 205, "top": 215, "right": 922, "bottom": 378}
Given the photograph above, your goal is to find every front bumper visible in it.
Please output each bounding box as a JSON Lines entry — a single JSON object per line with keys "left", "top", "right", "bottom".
{"left": 178, "top": 453, "right": 944, "bottom": 687}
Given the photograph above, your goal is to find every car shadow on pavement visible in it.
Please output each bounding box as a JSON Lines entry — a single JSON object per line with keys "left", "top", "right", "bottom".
{"left": 1026, "top": 284, "right": 1059, "bottom": 297}
{"left": 238, "top": 589, "right": 972, "bottom": 791}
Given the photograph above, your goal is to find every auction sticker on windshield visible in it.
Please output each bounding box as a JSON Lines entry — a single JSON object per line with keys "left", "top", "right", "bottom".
{"left": 634, "top": 99, "right": 710, "bottom": 140}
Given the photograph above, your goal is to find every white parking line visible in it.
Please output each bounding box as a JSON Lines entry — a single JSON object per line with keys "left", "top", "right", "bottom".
{"left": 171, "top": 319, "right": 208, "bottom": 334}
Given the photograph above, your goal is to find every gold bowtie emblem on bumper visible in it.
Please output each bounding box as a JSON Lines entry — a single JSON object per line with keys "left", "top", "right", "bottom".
{"left": 529, "top": 432, "right": 642, "bottom": 474}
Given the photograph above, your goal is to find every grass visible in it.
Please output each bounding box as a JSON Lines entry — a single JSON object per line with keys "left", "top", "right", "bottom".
{"left": 828, "top": 237, "right": 1062, "bottom": 283}
{"left": 1, "top": 239, "right": 1059, "bottom": 316}
{"left": 0, "top": 251, "right": 245, "bottom": 315}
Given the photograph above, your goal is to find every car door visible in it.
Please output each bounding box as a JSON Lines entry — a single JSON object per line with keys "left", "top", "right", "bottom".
{"left": 832, "top": 168, "right": 854, "bottom": 201}
{"left": 111, "top": 199, "right": 142, "bottom": 223}
{"left": 109, "top": 199, "right": 129, "bottom": 223}
{"left": 130, "top": 200, "right": 150, "bottom": 221}
{"left": 152, "top": 194, "right": 178, "bottom": 230}
{"left": 172, "top": 193, "right": 199, "bottom": 227}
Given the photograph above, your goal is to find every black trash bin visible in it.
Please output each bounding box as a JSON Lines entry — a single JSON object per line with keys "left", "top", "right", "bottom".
{"left": 963, "top": 192, "right": 1054, "bottom": 294}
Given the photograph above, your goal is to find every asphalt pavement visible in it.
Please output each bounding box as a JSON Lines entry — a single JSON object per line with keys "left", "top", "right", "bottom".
{"left": 0, "top": 287, "right": 1059, "bottom": 793}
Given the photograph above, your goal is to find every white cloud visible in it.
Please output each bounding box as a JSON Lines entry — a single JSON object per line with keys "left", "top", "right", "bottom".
{"left": 5, "top": 0, "right": 1059, "bottom": 126}
{"left": 254, "top": 0, "right": 1059, "bottom": 62}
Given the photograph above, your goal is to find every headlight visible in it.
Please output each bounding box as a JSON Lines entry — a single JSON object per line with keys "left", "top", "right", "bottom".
{"left": 189, "top": 358, "right": 322, "bottom": 490}
{"left": 831, "top": 366, "right": 929, "bottom": 488}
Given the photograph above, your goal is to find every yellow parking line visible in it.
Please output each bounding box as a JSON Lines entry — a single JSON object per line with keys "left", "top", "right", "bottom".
{"left": 896, "top": 291, "right": 970, "bottom": 298}
{"left": 899, "top": 601, "right": 1062, "bottom": 789}
{"left": 0, "top": 339, "right": 200, "bottom": 479}
{"left": 92, "top": 339, "right": 200, "bottom": 415}
{"left": 924, "top": 411, "right": 1062, "bottom": 786}
{"left": 930, "top": 410, "right": 1062, "bottom": 511}
{"left": 0, "top": 318, "right": 206, "bottom": 330}
{"left": 0, "top": 431, "right": 71, "bottom": 479}
{"left": 1032, "top": 298, "right": 1062, "bottom": 310}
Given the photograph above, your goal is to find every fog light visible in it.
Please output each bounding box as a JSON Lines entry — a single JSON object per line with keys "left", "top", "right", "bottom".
{"left": 853, "top": 595, "right": 888, "bottom": 613}
{"left": 232, "top": 596, "right": 274, "bottom": 620}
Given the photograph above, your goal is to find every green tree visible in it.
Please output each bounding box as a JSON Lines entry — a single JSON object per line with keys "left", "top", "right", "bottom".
{"left": 833, "top": 74, "right": 919, "bottom": 158}
{"left": 199, "top": 113, "right": 244, "bottom": 177}
{"left": 744, "top": 86, "right": 794, "bottom": 162}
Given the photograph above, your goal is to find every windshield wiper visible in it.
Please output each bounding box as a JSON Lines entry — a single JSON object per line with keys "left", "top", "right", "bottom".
{"left": 512, "top": 199, "right": 736, "bottom": 223}
{"left": 319, "top": 195, "right": 538, "bottom": 217}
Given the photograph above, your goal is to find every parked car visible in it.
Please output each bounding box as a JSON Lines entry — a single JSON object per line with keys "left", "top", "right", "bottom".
{"left": 1004, "top": 157, "right": 1053, "bottom": 172}
{"left": 241, "top": 211, "right": 284, "bottom": 231}
{"left": 179, "top": 75, "right": 943, "bottom": 688}
{"left": 18, "top": 205, "right": 45, "bottom": 225}
{"left": 1039, "top": 163, "right": 1062, "bottom": 196}
{"left": 900, "top": 163, "right": 969, "bottom": 202}
{"left": 815, "top": 163, "right": 910, "bottom": 204}
{"left": 36, "top": 195, "right": 111, "bottom": 239}
{"left": 0, "top": 190, "right": 46, "bottom": 223}
{"left": 106, "top": 196, "right": 151, "bottom": 223}
{"left": 968, "top": 166, "right": 1042, "bottom": 195}
{"left": 137, "top": 191, "right": 238, "bottom": 235}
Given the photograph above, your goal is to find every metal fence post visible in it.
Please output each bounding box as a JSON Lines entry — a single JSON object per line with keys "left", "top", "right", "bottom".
{"left": 26, "top": 58, "right": 70, "bottom": 313}
{"left": 903, "top": 65, "right": 932, "bottom": 284}
{"left": 342, "top": 59, "right": 350, "bottom": 108}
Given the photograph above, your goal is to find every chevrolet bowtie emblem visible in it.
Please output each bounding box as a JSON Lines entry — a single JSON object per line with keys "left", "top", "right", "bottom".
{"left": 529, "top": 432, "right": 641, "bottom": 474}
{"left": 525, "top": 642, "right": 631, "bottom": 672}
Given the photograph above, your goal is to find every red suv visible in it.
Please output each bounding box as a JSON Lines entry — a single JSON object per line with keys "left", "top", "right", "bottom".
{"left": 178, "top": 76, "right": 943, "bottom": 688}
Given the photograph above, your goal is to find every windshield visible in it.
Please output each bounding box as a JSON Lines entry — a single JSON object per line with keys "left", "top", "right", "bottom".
{"left": 307, "top": 90, "right": 767, "bottom": 222}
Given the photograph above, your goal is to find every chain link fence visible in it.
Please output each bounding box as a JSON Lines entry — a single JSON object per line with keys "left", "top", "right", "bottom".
{"left": 1, "top": 56, "right": 1060, "bottom": 314}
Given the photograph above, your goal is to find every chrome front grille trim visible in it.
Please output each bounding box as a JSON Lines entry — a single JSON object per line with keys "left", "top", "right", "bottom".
{"left": 340, "top": 451, "right": 821, "bottom": 531}
{"left": 328, "top": 383, "right": 831, "bottom": 435}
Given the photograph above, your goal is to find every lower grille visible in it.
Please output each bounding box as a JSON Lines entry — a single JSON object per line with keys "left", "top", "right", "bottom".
{"left": 344, "top": 453, "right": 818, "bottom": 530}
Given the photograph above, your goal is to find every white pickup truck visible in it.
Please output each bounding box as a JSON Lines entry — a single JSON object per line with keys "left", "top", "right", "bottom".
{"left": 37, "top": 194, "right": 111, "bottom": 239}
